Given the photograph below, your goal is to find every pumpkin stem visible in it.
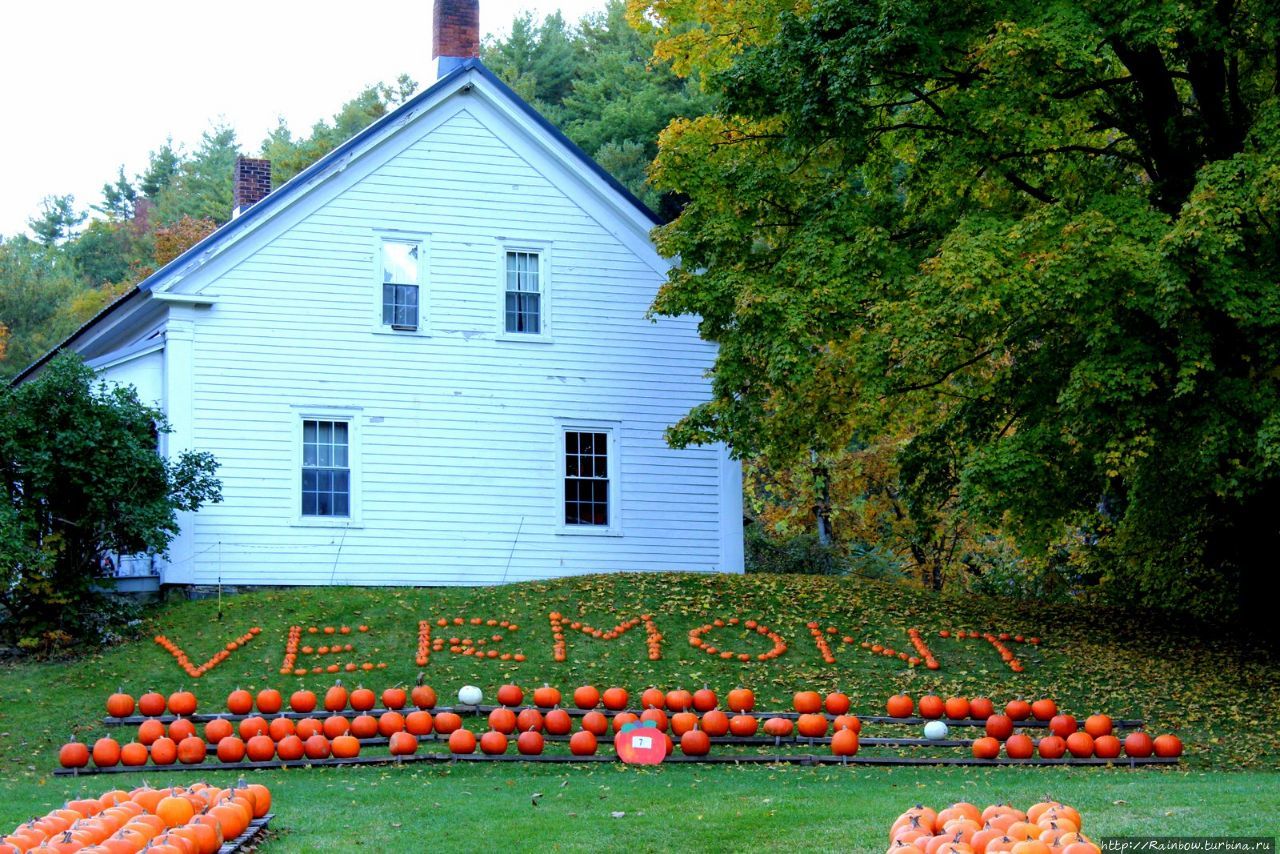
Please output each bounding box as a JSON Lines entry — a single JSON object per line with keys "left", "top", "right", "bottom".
{"left": 416, "top": 672, "right": 425, "bottom": 686}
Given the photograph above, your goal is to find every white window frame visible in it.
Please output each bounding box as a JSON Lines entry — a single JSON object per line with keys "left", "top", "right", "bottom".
{"left": 292, "top": 406, "right": 362, "bottom": 528}
{"left": 372, "top": 231, "right": 429, "bottom": 336}
{"left": 496, "top": 242, "right": 552, "bottom": 343}
{"left": 556, "top": 420, "right": 621, "bottom": 536}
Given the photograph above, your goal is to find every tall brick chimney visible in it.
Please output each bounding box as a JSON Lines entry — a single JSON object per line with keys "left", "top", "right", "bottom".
{"left": 232, "top": 156, "right": 272, "bottom": 218}
{"left": 433, "top": 0, "right": 479, "bottom": 79}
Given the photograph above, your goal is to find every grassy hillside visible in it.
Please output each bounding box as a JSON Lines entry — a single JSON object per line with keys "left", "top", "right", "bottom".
{"left": 0, "top": 572, "right": 1275, "bottom": 849}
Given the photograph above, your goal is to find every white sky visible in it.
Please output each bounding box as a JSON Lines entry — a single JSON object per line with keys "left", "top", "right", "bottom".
{"left": 0, "top": 0, "right": 607, "bottom": 238}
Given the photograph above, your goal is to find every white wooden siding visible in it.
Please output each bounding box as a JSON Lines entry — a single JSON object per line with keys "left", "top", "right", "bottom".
{"left": 170, "top": 97, "right": 737, "bottom": 586}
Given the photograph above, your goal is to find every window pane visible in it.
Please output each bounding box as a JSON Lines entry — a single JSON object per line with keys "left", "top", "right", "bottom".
{"left": 304, "top": 421, "right": 317, "bottom": 443}
{"left": 333, "top": 492, "right": 349, "bottom": 517}
{"left": 383, "top": 241, "right": 418, "bottom": 284}
{"left": 302, "top": 492, "right": 318, "bottom": 516}
{"left": 302, "top": 470, "right": 317, "bottom": 491}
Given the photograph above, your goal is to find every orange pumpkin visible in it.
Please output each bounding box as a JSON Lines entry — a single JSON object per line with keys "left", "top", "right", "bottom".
{"left": 137, "top": 719, "right": 166, "bottom": 746}
{"left": 226, "top": 689, "right": 253, "bottom": 716}
{"left": 106, "top": 690, "right": 136, "bottom": 719}
{"left": 350, "top": 714, "right": 379, "bottom": 739}
{"left": 729, "top": 714, "right": 759, "bottom": 736}
{"left": 545, "top": 708, "right": 573, "bottom": 735}
{"left": 322, "top": 715, "right": 350, "bottom": 739}
{"left": 638, "top": 708, "right": 667, "bottom": 733}
{"left": 569, "top": 730, "right": 598, "bottom": 755}
{"left": 1005, "top": 700, "right": 1032, "bottom": 721}
{"left": 275, "top": 735, "right": 305, "bottom": 761}
{"left": 797, "top": 713, "right": 828, "bottom": 738}
{"left": 478, "top": 730, "right": 508, "bottom": 755}
{"left": 138, "top": 691, "right": 167, "bottom": 717}
{"left": 448, "top": 729, "right": 476, "bottom": 754}
{"left": 640, "top": 687, "right": 666, "bottom": 710}
{"left": 830, "top": 727, "right": 859, "bottom": 756}
{"left": 1064, "top": 731, "right": 1094, "bottom": 758}
{"left": 516, "top": 708, "right": 543, "bottom": 732}
{"left": 581, "top": 711, "right": 609, "bottom": 736}
{"left": 969, "top": 697, "right": 995, "bottom": 720}
{"left": 1084, "top": 714, "right": 1113, "bottom": 738}
{"left": 532, "top": 685, "right": 561, "bottom": 708}
{"left": 488, "top": 708, "right": 517, "bottom": 734}
{"left": 887, "top": 694, "right": 914, "bottom": 718}
{"left": 238, "top": 716, "right": 268, "bottom": 740}
{"left": 1030, "top": 699, "right": 1058, "bottom": 721}
{"left": 1123, "top": 732, "right": 1154, "bottom": 757}
{"left": 304, "top": 734, "right": 331, "bottom": 759}
{"left": 177, "top": 735, "right": 207, "bottom": 764}
{"left": 496, "top": 684, "right": 524, "bottom": 707}
{"left": 406, "top": 711, "right": 434, "bottom": 736}
{"left": 1093, "top": 734, "right": 1122, "bottom": 758}
{"left": 917, "top": 695, "right": 945, "bottom": 719}
{"left": 149, "top": 736, "right": 178, "bottom": 765}
{"left": 602, "top": 687, "right": 629, "bottom": 710}
{"left": 255, "top": 689, "right": 282, "bottom": 714}
{"left": 168, "top": 690, "right": 197, "bottom": 716}
{"left": 216, "top": 736, "right": 246, "bottom": 763}
{"left": 410, "top": 678, "right": 437, "bottom": 710}
{"left": 59, "top": 737, "right": 90, "bottom": 768}
{"left": 1049, "top": 714, "right": 1078, "bottom": 737}
{"left": 204, "top": 718, "right": 234, "bottom": 743}
{"left": 332, "top": 734, "right": 360, "bottom": 758}
{"left": 92, "top": 737, "right": 122, "bottom": 767}
{"left": 726, "top": 687, "right": 754, "bottom": 713}
{"left": 323, "top": 681, "right": 349, "bottom": 712}
{"left": 824, "top": 692, "right": 851, "bottom": 715}
{"left": 349, "top": 687, "right": 376, "bottom": 711}
{"left": 377, "top": 711, "right": 406, "bottom": 737}
{"left": 245, "top": 735, "right": 276, "bottom": 762}
{"left": 763, "top": 717, "right": 794, "bottom": 737}
{"left": 985, "top": 714, "right": 1014, "bottom": 741}
{"left": 665, "top": 689, "right": 693, "bottom": 712}
{"left": 1153, "top": 734, "right": 1183, "bottom": 757}
{"left": 792, "top": 691, "right": 822, "bottom": 714}
{"left": 700, "top": 710, "right": 730, "bottom": 737}
{"left": 612, "top": 712, "right": 640, "bottom": 733}
{"left": 832, "top": 714, "right": 861, "bottom": 734}
{"left": 156, "top": 796, "right": 194, "bottom": 828}
{"left": 434, "top": 712, "right": 463, "bottom": 734}
{"left": 680, "top": 728, "right": 711, "bottom": 756}
{"left": 944, "top": 697, "right": 971, "bottom": 720}
{"left": 693, "top": 687, "right": 718, "bottom": 712}
{"left": 573, "top": 685, "right": 601, "bottom": 709}
{"left": 1036, "top": 735, "right": 1067, "bottom": 759}
{"left": 971, "top": 736, "right": 1001, "bottom": 759}
{"left": 382, "top": 687, "right": 407, "bottom": 710}
{"left": 517, "top": 729, "right": 544, "bottom": 755}
{"left": 267, "top": 716, "right": 295, "bottom": 742}
{"left": 390, "top": 731, "right": 419, "bottom": 756}
{"left": 1005, "top": 734, "right": 1035, "bottom": 759}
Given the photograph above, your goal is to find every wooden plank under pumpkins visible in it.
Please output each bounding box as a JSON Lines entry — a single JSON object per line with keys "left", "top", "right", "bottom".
{"left": 218, "top": 813, "right": 272, "bottom": 854}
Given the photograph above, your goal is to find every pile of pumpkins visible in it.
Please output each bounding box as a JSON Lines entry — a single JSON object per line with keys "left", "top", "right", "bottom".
{"left": 888, "top": 800, "right": 1099, "bottom": 853}
{"left": 1, "top": 782, "right": 270, "bottom": 854}
{"left": 885, "top": 693, "right": 1183, "bottom": 760}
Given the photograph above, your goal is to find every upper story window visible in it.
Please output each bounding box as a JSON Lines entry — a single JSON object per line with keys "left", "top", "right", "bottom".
{"left": 302, "top": 419, "right": 350, "bottom": 517}
{"left": 381, "top": 240, "right": 420, "bottom": 331}
{"left": 504, "top": 250, "right": 541, "bottom": 334}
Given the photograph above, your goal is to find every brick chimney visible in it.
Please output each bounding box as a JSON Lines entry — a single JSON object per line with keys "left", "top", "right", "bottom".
{"left": 433, "top": 0, "right": 479, "bottom": 79}
{"left": 232, "top": 156, "right": 272, "bottom": 218}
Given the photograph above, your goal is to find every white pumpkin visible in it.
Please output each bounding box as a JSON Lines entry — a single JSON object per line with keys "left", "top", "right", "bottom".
{"left": 923, "top": 720, "right": 949, "bottom": 740}
{"left": 458, "top": 685, "right": 483, "bottom": 705}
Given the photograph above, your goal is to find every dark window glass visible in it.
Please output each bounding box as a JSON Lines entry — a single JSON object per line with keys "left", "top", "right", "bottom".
{"left": 302, "top": 419, "right": 350, "bottom": 517}
{"left": 564, "top": 430, "right": 609, "bottom": 526}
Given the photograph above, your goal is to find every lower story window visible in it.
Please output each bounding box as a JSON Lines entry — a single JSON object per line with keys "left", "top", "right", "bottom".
{"left": 302, "top": 419, "right": 350, "bottom": 517}
{"left": 564, "top": 430, "right": 609, "bottom": 526}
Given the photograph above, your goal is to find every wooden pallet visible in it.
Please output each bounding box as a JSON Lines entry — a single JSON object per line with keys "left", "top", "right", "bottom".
{"left": 54, "top": 752, "right": 1178, "bottom": 775}
{"left": 219, "top": 814, "right": 272, "bottom": 854}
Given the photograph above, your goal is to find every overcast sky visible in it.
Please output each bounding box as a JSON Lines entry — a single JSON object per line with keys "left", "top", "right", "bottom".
{"left": 0, "top": 0, "right": 607, "bottom": 238}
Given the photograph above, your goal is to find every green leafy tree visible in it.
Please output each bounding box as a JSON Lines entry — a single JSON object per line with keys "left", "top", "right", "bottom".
{"left": 67, "top": 220, "right": 141, "bottom": 287}
{"left": 153, "top": 125, "right": 241, "bottom": 225}
{"left": 138, "top": 141, "right": 181, "bottom": 199}
{"left": 639, "top": 0, "right": 1280, "bottom": 623}
{"left": 261, "top": 76, "right": 418, "bottom": 185}
{"left": 0, "top": 236, "right": 87, "bottom": 377}
{"left": 27, "top": 195, "right": 87, "bottom": 246}
{"left": 95, "top": 166, "right": 139, "bottom": 220}
{"left": 0, "top": 355, "right": 221, "bottom": 647}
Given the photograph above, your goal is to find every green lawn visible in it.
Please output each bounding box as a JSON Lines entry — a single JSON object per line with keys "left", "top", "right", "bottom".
{"left": 0, "top": 572, "right": 1276, "bottom": 850}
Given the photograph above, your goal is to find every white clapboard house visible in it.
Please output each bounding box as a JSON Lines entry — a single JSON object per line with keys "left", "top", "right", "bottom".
{"left": 15, "top": 0, "right": 744, "bottom": 587}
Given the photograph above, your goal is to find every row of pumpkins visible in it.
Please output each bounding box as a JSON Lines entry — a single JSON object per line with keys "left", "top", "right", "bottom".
{"left": 70, "top": 699, "right": 866, "bottom": 768}
{"left": 889, "top": 800, "right": 1098, "bottom": 854}
{"left": 886, "top": 693, "right": 1184, "bottom": 759}
{"left": 1, "top": 782, "right": 270, "bottom": 854}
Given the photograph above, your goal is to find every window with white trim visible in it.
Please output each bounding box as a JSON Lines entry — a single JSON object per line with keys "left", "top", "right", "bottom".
{"left": 381, "top": 240, "right": 420, "bottom": 330}
{"left": 504, "top": 250, "right": 541, "bottom": 334}
{"left": 302, "top": 419, "right": 350, "bottom": 517}
{"left": 563, "top": 429, "right": 610, "bottom": 526}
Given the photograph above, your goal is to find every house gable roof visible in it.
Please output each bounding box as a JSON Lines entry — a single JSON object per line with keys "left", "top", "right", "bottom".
{"left": 13, "top": 59, "right": 664, "bottom": 383}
